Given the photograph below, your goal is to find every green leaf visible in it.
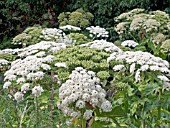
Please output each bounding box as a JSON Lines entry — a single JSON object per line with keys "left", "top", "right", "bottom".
{"left": 95, "top": 106, "right": 126, "bottom": 118}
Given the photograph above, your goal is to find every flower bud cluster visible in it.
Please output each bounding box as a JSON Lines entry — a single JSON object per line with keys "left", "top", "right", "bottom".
{"left": 57, "top": 67, "right": 112, "bottom": 120}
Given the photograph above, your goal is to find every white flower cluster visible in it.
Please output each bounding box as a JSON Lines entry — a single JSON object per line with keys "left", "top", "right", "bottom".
{"left": 114, "top": 22, "right": 129, "bottom": 34}
{"left": 32, "top": 85, "right": 44, "bottom": 97}
{"left": 121, "top": 40, "right": 139, "bottom": 48}
{"left": 0, "top": 59, "right": 9, "bottom": 69}
{"left": 13, "top": 85, "right": 44, "bottom": 102}
{"left": 59, "top": 25, "right": 81, "bottom": 31}
{"left": 57, "top": 67, "right": 112, "bottom": 120}
{"left": 115, "top": 8, "right": 145, "bottom": 22}
{"left": 55, "top": 62, "right": 67, "bottom": 68}
{"left": 107, "top": 51, "right": 170, "bottom": 85}
{"left": 17, "top": 41, "right": 66, "bottom": 57}
{"left": 4, "top": 55, "right": 54, "bottom": 82}
{"left": 39, "top": 28, "right": 73, "bottom": 45}
{"left": 86, "top": 26, "right": 109, "bottom": 38}
{"left": 114, "top": 9, "right": 169, "bottom": 35}
{"left": 0, "top": 49, "right": 21, "bottom": 55}
{"left": 81, "top": 40, "right": 123, "bottom": 53}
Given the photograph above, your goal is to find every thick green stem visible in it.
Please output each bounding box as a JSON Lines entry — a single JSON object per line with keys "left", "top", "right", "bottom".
{"left": 142, "top": 103, "right": 145, "bottom": 128}
{"left": 19, "top": 101, "right": 28, "bottom": 128}
{"left": 35, "top": 96, "right": 39, "bottom": 128}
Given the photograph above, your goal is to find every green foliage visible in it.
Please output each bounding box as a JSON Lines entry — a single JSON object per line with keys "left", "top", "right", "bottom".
{"left": 161, "top": 39, "right": 170, "bottom": 53}
{"left": 12, "top": 25, "right": 43, "bottom": 47}
{"left": 68, "top": 33, "right": 92, "bottom": 45}
{"left": 0, "top": 0, "right": 69, "bottom": 48}
{"left": 58, "top": 8, "right": 94, "bottom": 27}
{"left": 54, "top": 46, "right": 110, "bottom": 82}
{"left": 67, "top": 0, "right": 170, "bottom": 28}
{"left": 0, "top": 53, "right": 16, "bottom": 61}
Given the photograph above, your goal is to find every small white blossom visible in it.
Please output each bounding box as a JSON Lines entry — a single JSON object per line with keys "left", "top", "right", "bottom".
{"left": 14, "top": 92, "right": 24, "bottom": 102}
{"left": 59, "top": 25, "right": 81, "bottom": 31}
{"left": 21, "top": 83, "right": 30, "bottom": 93}
{"left": 83, "top": 110, "right": 93, "bottom": 120}
{"left": 113, "top": 65, "right": 125, "bottom": 71}
{"left": 130, "top": 63, "right": 136, "bottom": 73}
{"left": 135, "top": 69, "right": 141, "bottom": 82}
{"left": 157, "top": 75, "right": 169, "bottom": 82}
{"left": 16, "top": 77, "right": 26, "bottom": 84}
{"left": 55, "top": 62, "right": 67, "bottom": 68}
{"left": 76, "top": 100, "right": 85, "bottom": 109}
{"left": 101, "top": 100, "right": 112, "bottom": 112}
{"left": 121, "top": 40, "right": 139, "bottom": 48}
{"left": 32, "top": 85, "right": 44, "bottom": 97}
{"left": 86, "top": 26, "right": 109, "bottom": 38}
{"left": 3, "top": 81, "right": 12, "bottom": 89}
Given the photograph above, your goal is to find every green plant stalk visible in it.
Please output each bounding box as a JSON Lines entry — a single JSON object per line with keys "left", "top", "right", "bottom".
{"left": 82, "top": 119, "right": 86, "bottom": 128}
{"left": 141, "top": 103, "right": 145, "bottom": 128}
{"left": 14, "top": 100, "right": 20, "bottom": 127}
{"left": 49, "top": 72, "right": 55, "bottom": 127}
{"left": 19, "top": 100, "right": 28, "bottom": 128}
{"left": 35, "top": 96, "right": 39, "bottom": 128}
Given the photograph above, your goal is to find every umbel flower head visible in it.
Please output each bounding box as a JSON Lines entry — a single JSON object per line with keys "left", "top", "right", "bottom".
{"left": 32, "top": 85, "right": 44, "bottom": 97}
{"left": 86, "top": 26, "right": 109, "bottom": 38}
{"left": 81, "top": 39, "right": 123, "bottom": 53}
{"left": 57, "top": 67, "right": 112, "bottom": 120}
{"left": 107, "top": 51, "right": 170, "bottom": 88}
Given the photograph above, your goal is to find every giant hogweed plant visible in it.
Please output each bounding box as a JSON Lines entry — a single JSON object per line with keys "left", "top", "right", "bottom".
{"left": 107, "top": 50, "right": 170, "bottom": 127}
{"left": 114, "top": 9, "right": 170, "bottom": 60}
{"left": 1, "top": 23, "right": 170, "bottom": 127}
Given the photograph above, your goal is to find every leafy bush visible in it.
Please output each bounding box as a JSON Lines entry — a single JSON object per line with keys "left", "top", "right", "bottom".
{"left": 58, "top": 8, "right": 94, "bottom": 27}
{"left": 67, "top": 0, "right": 170, "bottom": 28}
{"left": 12, "top": 25, "right": 43, "bottom": 47}
{"left": 0, "top": 0, "right": 69, "bottom": 48}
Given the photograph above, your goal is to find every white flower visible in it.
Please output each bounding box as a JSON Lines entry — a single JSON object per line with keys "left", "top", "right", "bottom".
{"left": 140, "top": 65, "right": 149, "bottom": 71}
{"left": 58, "top": 67, "right": 112, "bottom": 118}
{"left": 14, "top": 92, "right": 24, "bottom": 102}
{"left": 32, "top": 85, "right": 44, "bottom": 97}
{"left": 43, "top": 55, "right": 56, "bottom": 63}
{"left": 3, "top": 81, "right": 12, "bottom": 89}
{"left": 16, "top": 77, "right": 26, "bottom": 84}
{"left": 55, "top": 62, "right": 67, "bottom": 68}
{"left": 86, "top": 26, "right": 109, "bottom": 38}
{"left": 76, "top": 100, "right": 85, "bottom": 109}
{"left": 70, "top": 111, "right": 81, "bottom": 118}
{"left": 113, "top": 65, "right": 125, "bottom": 71}
{"left": 35, "top": 51, "right": 46, "bottom": 57}
{"left": 41, "top": 64, "right": 51, "bottom": 70}
{"left": 121, "top": 40, "right": 139, "bottom": 48}
{"left": 66, "top": 119, "right": 72, "bottom": 126}
{"left": 81, "top": 40, "right": 122, "bottom": 53}
{"left": 150, "top": 66, "right": 159, "bottom": 71}
{"left": 101, "top": 100, "right": 112, "bottom": 112}
{"left": 135, "top": 69, "right": 141, "bottom": 82}
{"left": 157, "top": 75, "right": 169, "bottom": 82}
{"left": 59, "top": 25, "right": 81, "bottom": 31}
{"left": 21, "top": 83, "right": 30, "bottom": 93}
{"left": 130, "top": 63, "right": 136, "bottom": 73}
{"left": 83, "top": 110, "right": 93, "bottom": 120}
